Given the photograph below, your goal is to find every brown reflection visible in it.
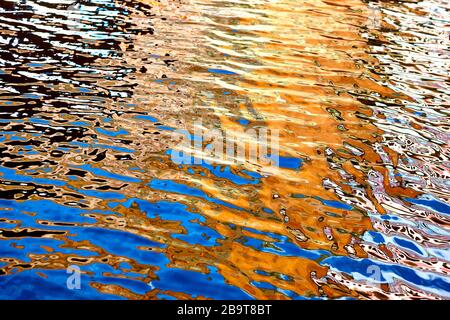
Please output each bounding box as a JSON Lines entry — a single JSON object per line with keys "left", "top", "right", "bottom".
{"left": 1, "top": 0, "right": 447, "bottom": 300}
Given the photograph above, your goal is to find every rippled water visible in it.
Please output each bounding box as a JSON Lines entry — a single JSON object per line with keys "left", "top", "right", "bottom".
{"left": 0, "top": 0, "right": 449, "bottom": 299}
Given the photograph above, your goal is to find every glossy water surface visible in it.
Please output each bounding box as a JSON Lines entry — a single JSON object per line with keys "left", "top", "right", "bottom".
{"left": 0, "top": 0, "right": 449, "bottom": 299}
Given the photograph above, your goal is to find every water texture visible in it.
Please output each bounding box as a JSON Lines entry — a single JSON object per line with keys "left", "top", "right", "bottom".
{"left": 0, "top": 0, "right": 449, "bottom": 299}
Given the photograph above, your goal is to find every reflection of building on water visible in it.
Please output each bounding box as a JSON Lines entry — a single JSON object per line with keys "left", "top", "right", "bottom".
{"left": 0, "top": 0, "right": 448, "bottom": 299}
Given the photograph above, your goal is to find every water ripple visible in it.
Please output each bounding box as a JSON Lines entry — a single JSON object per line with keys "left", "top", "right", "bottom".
{"left": 0, "top": 0, "right": 448, "bottom": 299}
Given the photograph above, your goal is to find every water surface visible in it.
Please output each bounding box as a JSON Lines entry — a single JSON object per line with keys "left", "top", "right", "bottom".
{"left": 0, "top": 0, "right": 449, "bottom": 299}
